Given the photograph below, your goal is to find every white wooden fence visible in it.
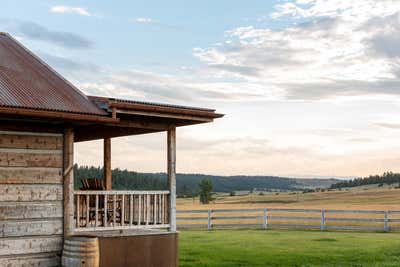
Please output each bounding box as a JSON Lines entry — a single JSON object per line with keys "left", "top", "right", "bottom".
{"left": 177, "top": 208, "right": 400, "bottom": 232}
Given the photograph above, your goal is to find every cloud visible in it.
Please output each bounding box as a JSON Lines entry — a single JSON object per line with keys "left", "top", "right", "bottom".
{"left": 135, "top": 17, "right": 153, "bottom": 24}
{"left": 347, "top": 137, "right": 376, "bottom": 143}
{"left": 0, "top": 20, "right": 93, "bottom": 49}
{"left": 134, "top": 17, "right": 185, "bottom": 31}
{"left": 50, "top": 5, "right": 91, "bottom": 16}
{"left": 192, "top": 0, "right": 400, "bottom": 101}
{"left": 76, "top": 69, "right": 268, "bottom": 104}
{"left": 374, "top": 122, "right": 400, "bottom": 129}
{"left": 39, "top": 52, "right": 100, "bottom": 73}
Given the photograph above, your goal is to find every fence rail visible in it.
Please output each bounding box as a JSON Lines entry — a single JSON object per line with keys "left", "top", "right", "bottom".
{"left": 177, "top": 208, "right": 400, "bottom": 232}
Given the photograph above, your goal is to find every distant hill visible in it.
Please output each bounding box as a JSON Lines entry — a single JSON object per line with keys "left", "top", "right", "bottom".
{"left": 330, "top": 172, "right": 400, "bottom": 189}
{"left": 74, "top": 165, "right": 340, "bottom": 196}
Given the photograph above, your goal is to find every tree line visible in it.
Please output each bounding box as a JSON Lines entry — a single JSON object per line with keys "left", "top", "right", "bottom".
{"left": 73, "top": 164, "right": 308, "bottom": 196}
{"left": 330, "top": 172, "right": 400, "bottom": 189}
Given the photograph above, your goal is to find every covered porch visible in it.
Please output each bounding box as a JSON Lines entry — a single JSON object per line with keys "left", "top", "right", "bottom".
{"left": 64, "top": 96, "right": 223, "bottom": 237}
{"left": 71, "top": 128, "right": 176, "bottom": 234}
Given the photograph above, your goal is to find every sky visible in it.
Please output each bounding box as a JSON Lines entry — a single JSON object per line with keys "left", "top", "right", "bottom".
{"left": 1, "top": 0, "right": 400, "bottom": 177}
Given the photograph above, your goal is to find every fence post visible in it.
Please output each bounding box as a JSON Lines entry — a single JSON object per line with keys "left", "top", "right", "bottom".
{"left": 263, "top": 208, "right": 267, "bottom": 229}
{"left": 384, "top": 211, "right": 388, "bottom": 232}
{"left": 207, "top": 209, "right": 212, "bottom": 230}
{"left": 320, "top": 209, "right": 325, "bottom": 231}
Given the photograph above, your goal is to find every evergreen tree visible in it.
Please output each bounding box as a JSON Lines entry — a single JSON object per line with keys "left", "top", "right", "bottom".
{"left": 198, "top": 179, "right": 213, "bottom": 204}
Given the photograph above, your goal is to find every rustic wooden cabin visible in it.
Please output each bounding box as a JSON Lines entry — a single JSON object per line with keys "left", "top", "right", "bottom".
{"left": 0, "top": 32, "right": 223, "bottom": 267}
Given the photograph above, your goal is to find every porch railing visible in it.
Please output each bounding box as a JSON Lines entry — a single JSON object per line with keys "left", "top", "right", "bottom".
{"left": 73, "top": 190, "right": 170, "bottom": 231}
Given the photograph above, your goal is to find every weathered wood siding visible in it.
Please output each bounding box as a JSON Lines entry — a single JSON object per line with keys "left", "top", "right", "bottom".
{"left": 0, "top": 131, "right": 63, "bottom": 266}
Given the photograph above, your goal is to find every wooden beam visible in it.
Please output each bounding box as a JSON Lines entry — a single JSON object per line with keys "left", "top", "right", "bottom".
{"left": 63, "top": 128, "right": 74, "bottom": 237}
{"left": 74, "top": 126, "right": 161, "bottom": 142}
{"left": 116, "top": 109, "right": 213, "bottom": 122}
{"left": 0, "top": 107, "right": 118, "bottom": 123}
{"left": 104, "top": 138, "right": 112, "bottom": 190}
{"left": 167, "top": 127, "right": 176, "bottom": 232}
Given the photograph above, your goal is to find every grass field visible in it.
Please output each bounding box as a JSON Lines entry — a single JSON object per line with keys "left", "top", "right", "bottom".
{"left": 177, "top": 187, "right": 400, "bottom": 210}
{"left": 179, "top": 229, "right": 400, "bottom": 267}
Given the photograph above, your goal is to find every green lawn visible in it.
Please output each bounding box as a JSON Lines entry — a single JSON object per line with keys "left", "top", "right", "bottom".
{"left": 179, "top": 229, "right": 400, "bottom": 267}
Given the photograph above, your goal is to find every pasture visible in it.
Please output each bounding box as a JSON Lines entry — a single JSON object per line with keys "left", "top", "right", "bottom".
{"left": 177, "top": 187, "right": 400, "bottom": 210}
{"left": 177, "top": 188, "right": 400, "bottom": 233}
{"left": 179, "top": 229, "right": 400, "bottom": 267}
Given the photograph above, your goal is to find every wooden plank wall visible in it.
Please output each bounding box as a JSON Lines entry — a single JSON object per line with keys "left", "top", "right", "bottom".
{"left": 0, "top": 130, "right": 63, "bottom": 267}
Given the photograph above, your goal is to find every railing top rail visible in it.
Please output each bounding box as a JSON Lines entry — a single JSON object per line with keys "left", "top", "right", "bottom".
{"left": 213, "top": 208, "right": 265, "bottom": 213}
{"left": 177, "top": 208, "right": 394, "bottom": 214}
{"left": 74, "top": 190, "right": 170, "bottom": 195}
{"left": 177, "top": 209, "right": 209, "bottom": 213}
{"left": 268, "top": 208, "right": 321, "bottom": 213}
{"left": 325, "top": 209, "right": 385, "bottom": 214}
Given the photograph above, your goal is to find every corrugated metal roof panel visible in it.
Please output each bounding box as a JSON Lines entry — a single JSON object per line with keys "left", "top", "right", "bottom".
{"left": 0, "top": 32, "right": 107, "bottom": 116}
{"left": 110, "top": 97, "right": 216, "bottom": 112}
{"left": 89, "top": 95, "right": 216, "bottom": 112}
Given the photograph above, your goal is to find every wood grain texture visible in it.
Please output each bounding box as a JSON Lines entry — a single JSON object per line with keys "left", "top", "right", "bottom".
{"left": 0, "top": 184, "right": 63, "bottom": 201}
{"left": 0, "top": 219, "right": 63, "bottom": 237}
{"left": 0, "top": 167, "right": 62, "bottom": 184}
{"left": 167, "top": 128, "right": 176, "bottom": 232}
{"left": 0, "top": 134, "right": 63, "bottom": 150}
{"left": 0, "top": 152, "right": 62, "bottom": 167}
{"left": 0, "top": 253, "right": 60, "bottom": 267}
{"left": 0, "top": 130, "right": 64, "bottom": 266}
{"left": 0, "top": 236, "right": 62, "bottom": 256}
{"left": 63, "top": 128, "right": 74, "bottom": 237}
{"left": 0, "top": 201, "right": 62, "bottom": 220}
{"left": 104, "top": 137, "right": 112, "bottom": 190}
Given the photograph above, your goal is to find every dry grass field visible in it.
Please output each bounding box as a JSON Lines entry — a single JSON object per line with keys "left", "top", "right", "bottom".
{"left": 177, "top": 187, "right": 400, "bottom": 230}
{"left": 177, "top": 187, "right": 400, "bottom": 210}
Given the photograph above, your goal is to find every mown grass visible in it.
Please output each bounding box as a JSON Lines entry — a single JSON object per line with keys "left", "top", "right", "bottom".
{"left": 179, "top": 229, "right": 400, "bottom": 267}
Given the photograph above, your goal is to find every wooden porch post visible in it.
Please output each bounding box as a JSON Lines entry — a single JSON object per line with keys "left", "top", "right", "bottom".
{"left": 104, "top": 138, "right": 112, "bottom": 190}
{"left": 167, "top": 127, "right": 176, "bottom": 232}
{"left": 63, "top": 128, "right": 74, "bottom": 236}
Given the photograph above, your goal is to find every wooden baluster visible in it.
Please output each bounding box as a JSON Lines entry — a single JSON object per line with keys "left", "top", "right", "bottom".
{"left": 160, "top": 194, "right": 163, "bottom": 224}
{"left": 76, "top": 194, "right": 80, "bottom": 228}
{"left": 95, "top": 194, "right": 99, "bottom": 228}
{"left": 113, "top": 194, "right": 116, "bottom": 227}
{"left": 86, "top": 195, "right": 90, "bottom": 227}
{"left": 104, "top": 194, "right": 108, "bottom": 227}
{"left": 164, "top": 194, "right": 166, "bottom": 224}
{"left": 138, "top": 195, "right": 142, "bottom": 226}
{"left": 130, "top": 194, "right": 133, "bottom": 226}
{"left": 146, "top": 194, "right": 150, "bottom": 225}
{"left": 121, "top": 194, "right": 125, "bottom": 226}
{"left": 154, "top": 194, "right": 158, "bottom": 225}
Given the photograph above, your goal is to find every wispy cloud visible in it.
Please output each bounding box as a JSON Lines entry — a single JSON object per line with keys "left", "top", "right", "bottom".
{"left": 50, "top": 5, "right": 91, "bottom": 16}
{"left": 374, "top": 122, "right": 400, "bottom": 129}
{"left": 77, "top": 69, "right": 266, "bottom": 104}
{"left": 0, "top": 19, "right": 93, "bottom": 49}
{"left": 134, "top": 17, "right": 185, "bottom": 31}
{"left": 135, "top": 17, "right": 153, "bottom": 24}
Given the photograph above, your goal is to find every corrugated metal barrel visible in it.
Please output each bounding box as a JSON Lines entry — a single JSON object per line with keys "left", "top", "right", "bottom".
{"left": 62, "top": 236, "right": 99, "bottom": 267}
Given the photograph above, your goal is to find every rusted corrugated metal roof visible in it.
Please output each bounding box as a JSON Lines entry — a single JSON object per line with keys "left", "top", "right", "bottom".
{"left": 0, "top": 32, "right": 107, "bottom": 116}
{"left": 108, "top": 97, "right": 216, "bottom": 112}
{"left": 89, "top": 96, "right": 224, "bottom": 119}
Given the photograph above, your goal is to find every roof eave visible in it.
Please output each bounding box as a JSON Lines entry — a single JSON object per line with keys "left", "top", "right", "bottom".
{"left": 0, "top": 106, "right": 118, "bottom": 123}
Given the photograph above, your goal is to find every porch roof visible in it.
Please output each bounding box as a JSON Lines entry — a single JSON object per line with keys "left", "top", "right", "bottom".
{"left": 0, "top": 32, "right": 224, "bottom": 141}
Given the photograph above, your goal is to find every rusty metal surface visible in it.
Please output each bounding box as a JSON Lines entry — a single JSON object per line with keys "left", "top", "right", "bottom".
{"left": 97, "top": 232, "right": 178, "bottom": 267}
{"left": 0, "top": 33, "right": 106, "bottom": 116}
{"left": 89, "top": 95, "right": 224, "bottom": 118}
{"left": 89, "top": 95, "right": 216, "bottom": 112}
